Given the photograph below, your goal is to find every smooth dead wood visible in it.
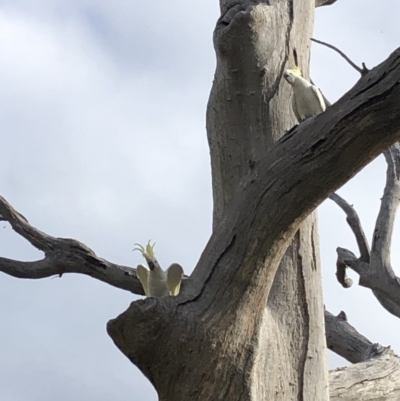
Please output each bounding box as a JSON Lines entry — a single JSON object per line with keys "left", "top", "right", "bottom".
{"left": 328, "top": 192, "right": 369, "bottom": 287}
{"left": 330, "top": 143, "right": 400, "bottom": 318}
{"left": 329, "top": 350, "right": 400, "bottom": 401}
{"left": 315, "top": 0, "right": 339, "bottom": 7}
{"left": 325, "top": 309, "right": 387, "bottom": 363}
{"left": 325, "top": 311, "right": 400, "bottom": 400}
{"left": 329, "top": 193, "right": 370, "bottom": 262}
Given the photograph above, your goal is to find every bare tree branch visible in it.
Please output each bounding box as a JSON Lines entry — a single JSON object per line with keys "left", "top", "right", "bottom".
{"left": 0, "top": 196, "right": 145, "bottom": 294}
{"left": 2, "top": 46, "right": 400, "bottom": 381}
{"left": 329, "top": 193, "right": 370, "bottom": 262}
{"left": 3, "top": 193, "right": 392, "bottom": 364}
{"left": 335, "top": 247, "right": 355, "bottom": 287}
{"left": 2, "top": 48, "right": 400, "bottom": 307}
{"left": 371, "top": 144, "right": 400, "bottom": 271}
{"left": 315, "top": 0, "right": 339, "bottom": 7}
{"left": 330, "top": 144, "right": 400, "bottom": 318}
{"left": 325, "top": 305, "right": 400, "bottom": 401}
{"left": 329, "top": 350, "right": 400, "bottom": 401}
{"left": 0, "top": 195, "right": 55, "bottom": 252}
{"left": 336, "top": 247, "right": 368, "bottom": 276}
{"left": 325, "top": 309, "right": 387, "bottom": 363}
{"left": 311, "top": 38, "right": 369, "bottom": 75}
{"left": 335, "top": 246, "right": 400, "bottom": 317}
{"left": 372, "top": 289, "right": 400, "bottom": 318}
{"left": 108, "top": 49, "right": 400, "bottom": 396}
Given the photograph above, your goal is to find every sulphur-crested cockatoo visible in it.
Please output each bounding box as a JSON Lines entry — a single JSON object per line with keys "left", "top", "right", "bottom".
{"left": 134, "top": 241, "right": 184, "bottom": 297}
{"left": 283, "top": 67, "right": 326, "bottom": 123}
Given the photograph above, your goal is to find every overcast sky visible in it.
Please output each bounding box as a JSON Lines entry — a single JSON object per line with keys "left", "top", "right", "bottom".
{"left": 0, "top": 1, "right": 399, "bottom": 400}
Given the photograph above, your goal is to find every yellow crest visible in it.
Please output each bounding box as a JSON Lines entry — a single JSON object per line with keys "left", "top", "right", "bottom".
{"left": 287, "top": 66, "right": 302, "bottom": 76}
{"left": 133, "top": 240, "right": 156, "bottom": 259}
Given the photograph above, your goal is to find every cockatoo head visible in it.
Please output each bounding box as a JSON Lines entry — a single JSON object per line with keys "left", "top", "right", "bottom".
{"left": 284, "top": 67, "right": 302, "bottom": 84}
{"left": 133, "top": 240, "right": 159, "bottom": 270}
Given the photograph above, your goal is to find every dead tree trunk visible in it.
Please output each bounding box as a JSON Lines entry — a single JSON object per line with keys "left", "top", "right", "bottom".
{"left": 206, "top": 1, "right": 329, "bottom": 399}
{"left": 3, "top": 1, "right": 400, "bottom": 400}
{"left": 105, "top": 1, "right": 400, "bottom": 400}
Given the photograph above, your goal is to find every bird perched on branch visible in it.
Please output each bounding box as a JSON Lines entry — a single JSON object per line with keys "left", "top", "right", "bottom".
{"left": 134, "top": 241, "right": 184, "bottom": 297}
{"left": 283, "top": 67, "right": 326, "bottom": 123}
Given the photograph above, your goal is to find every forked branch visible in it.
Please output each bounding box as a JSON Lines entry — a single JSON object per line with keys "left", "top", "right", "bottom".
{"left": 1, "top": 195, "right": 387, "bottom": 364}
{"left": 330, "top": 143, "right": 400, "bottom": 318}
{"left": 0, "top": 196, "right": 145, "bottom": 294}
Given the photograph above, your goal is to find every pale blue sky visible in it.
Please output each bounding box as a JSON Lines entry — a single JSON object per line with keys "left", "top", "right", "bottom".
{"left": 0, "top": 1, "right": 399, "bottom": 400}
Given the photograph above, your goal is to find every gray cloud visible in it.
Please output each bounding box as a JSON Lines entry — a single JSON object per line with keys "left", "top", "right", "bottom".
{"left": 0, "top": 0, "right": 399, "bottom": 399}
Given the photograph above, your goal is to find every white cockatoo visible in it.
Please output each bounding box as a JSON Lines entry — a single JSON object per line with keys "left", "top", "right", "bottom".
{"left": 134, "top": 241, "right": 184, "bottom": 297}
{"left": 283, "top": 67, "right": 326, "bottom": 123}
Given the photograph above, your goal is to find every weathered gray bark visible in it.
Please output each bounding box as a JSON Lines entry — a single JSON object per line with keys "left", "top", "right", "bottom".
{"left": 207, "top": 1, "right": 329, "bottom": 399}
{"left": 330, "top": 143, "right": 400, "bottom": 318}
{"left": 3, "top": 1, "right": 400, "bottom": 400}
{"left": 329, "top": 350, "right": 400, "bottom": 401}
{"left": 325, "top": 311, "right": 400, "bottom": 400}
{"left": 106, "top": 2, "right": 400, "bottom": 401}
{"left": 325, "top": 310, "right": 387, "bottom": 363}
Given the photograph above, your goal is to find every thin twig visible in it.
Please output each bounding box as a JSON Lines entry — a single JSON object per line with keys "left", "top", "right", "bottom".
{"left": 311, "top": 38, "right": 369, "bottom": 76}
